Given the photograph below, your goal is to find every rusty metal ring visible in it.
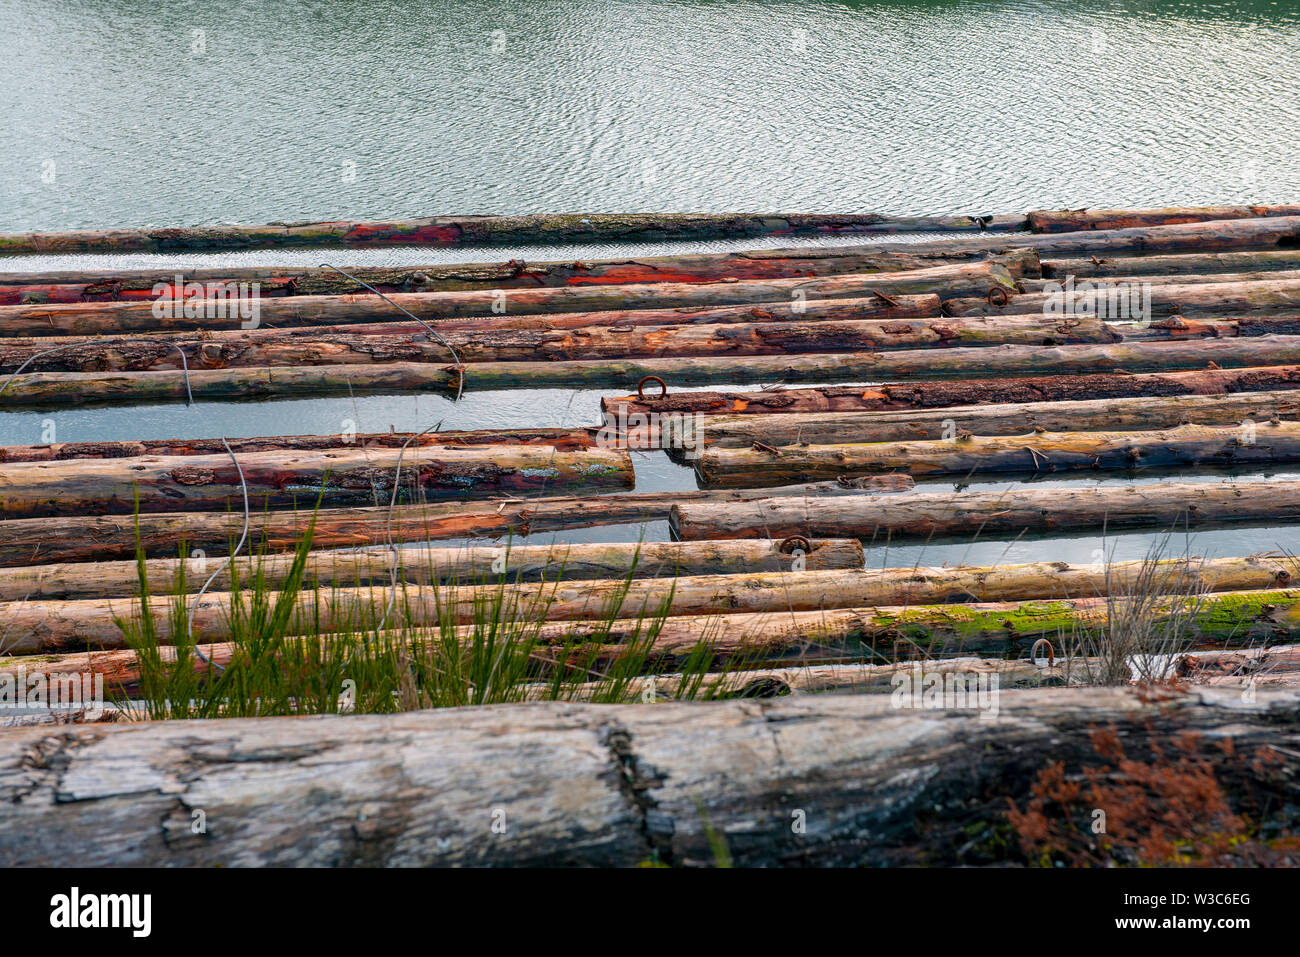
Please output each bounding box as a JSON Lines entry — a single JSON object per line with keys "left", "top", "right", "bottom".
{"left": 986, "top": 286, "right": 1010, "bottom": 307}
{"left": 637, "top": 375, "right": 667, "bottom": 400}
{"left": 778, "top": 535, "right": 811, "bottom": 555}
{"left": 1029, "top": 637, "right": 1056, "bottom": 667}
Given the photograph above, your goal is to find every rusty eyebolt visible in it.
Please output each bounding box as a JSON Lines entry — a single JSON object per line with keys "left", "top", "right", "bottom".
{"left": 986, "top": 286, "right": 1010, "bottom": 307}
{"left": 778, "top": 535, "right": 811, "bottom": 555}
{"left": 1029, "top": 637, "right": 1056, "bottom": 667}
{"left": 636, "top": 375, "right": 668, "bottom": 400}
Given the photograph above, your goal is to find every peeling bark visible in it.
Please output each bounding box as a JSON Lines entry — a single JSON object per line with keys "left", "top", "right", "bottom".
{"left": 0, "top": 688, "right": 1295, "bottom": 866}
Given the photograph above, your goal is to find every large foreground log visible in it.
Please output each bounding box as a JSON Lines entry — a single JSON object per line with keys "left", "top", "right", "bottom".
{"left": 0, "top": 538, "right": 865, "bottom": 602}
{"left": 686, "top": 390, "right": 1300, "bottom": 449}
{"left": 604, "top": 364, "right": 1300, "bottom": 417}
{"left": 0, "top": 210, "right": 1025, "bottom": 255}
{"left": 0, "top": 314, "right": 1115, "bottom": 373}
{"left": 695, "top": 421, "right": 1300, "bottom": 485}
{"left": 12, "top": 336, "right": 1300, "bottom": 407}
{"left": 0, "top": 445, "right": 635, "bottom": 518}
{"left": 1027, "top": 205, "right": 1300, "bottom": 233}
{"left": 0, "top": 688, "right": 1295, "bottom": 866}
{"left": 670, "top": 479, "right": 1300, "bottom": 542}
{"left": 0, "top": 477, "right": 913, "bottom": 566}
{"left": 0, "top": 261, "right": 1016, "bottom": 336}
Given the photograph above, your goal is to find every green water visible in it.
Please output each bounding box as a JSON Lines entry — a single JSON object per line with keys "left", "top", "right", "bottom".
{"left": 0, "top": 0, "right": 1298, "bottom": 566}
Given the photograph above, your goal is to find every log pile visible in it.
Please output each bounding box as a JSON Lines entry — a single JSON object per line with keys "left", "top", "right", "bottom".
{"left": 4, "top": 204, "right": 1300, "bottom": 866}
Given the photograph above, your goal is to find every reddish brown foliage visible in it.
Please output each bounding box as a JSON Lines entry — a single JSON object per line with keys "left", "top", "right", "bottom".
{"left": 1007, "top": 724, "right": 1300, "bottom": 866}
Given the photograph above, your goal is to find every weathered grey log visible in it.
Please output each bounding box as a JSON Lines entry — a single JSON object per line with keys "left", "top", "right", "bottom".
{"left": 0, "top": 445, "right": 635, "bottom": 518}
{"left": 0, "top": 538, "right": 865, "bottom": 602}
{"left": 0, "top": 314, "right": 1117, "bottom": 373}
{"left": 12, "top": 336, "right": 1300, "bottom": 407}
{"left": 694, "top": 421, "right": 1300, "bottom": 485}
{"left": 0, "top": 210, "right": 1028, "bottom": 254}
{"left": 0, "top": 261, "right": 1016, "bottom": 336}
{"left": 943, "top": 277, "right": 1300, "bottom": 319}
{"left": 1043, "top": 248, "right": 1300, "bottom": 279}
{"left": 669, "top": 479, "right": 1300, "bottom": 542}
{"left": 0, "top": 477, "right": 914, "bottom": 566}
{"left": 1027, "top": 205, "right": 1300, "bottom": 233}
{"left": 0, "top": 688, "right": 1295, "bottom": 866}
{"left": 685, "top": 390, "right": 1300, "bottom": 450}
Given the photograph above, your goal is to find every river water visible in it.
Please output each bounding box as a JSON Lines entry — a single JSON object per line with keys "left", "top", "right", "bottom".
{"left": 1, "top": 0, "right": 1299, "bottom": 568}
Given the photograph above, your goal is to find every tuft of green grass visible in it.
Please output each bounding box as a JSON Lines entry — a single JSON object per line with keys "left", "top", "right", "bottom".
{"left": 115, "top": 522, "right": 761, "bottom": 719}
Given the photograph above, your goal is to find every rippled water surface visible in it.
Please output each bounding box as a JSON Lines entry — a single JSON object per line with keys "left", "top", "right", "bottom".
{"left": 1, "top": 0, "right": 1299, "bottom": 563}
{"left": 2, "top": 0, "right": 1299, "bottom": 229}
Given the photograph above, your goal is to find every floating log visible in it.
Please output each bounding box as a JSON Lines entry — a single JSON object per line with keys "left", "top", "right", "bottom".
{"left": 1115, "top": 316, "right": 1300, "bottom": 340}
{"left": 0, "top": 249, "right": 1032, "bottom": 304}
{"left": 0, "top": 315, "right": 1118, "bottom": 373}
{"left": 943, "top": 276, "right": 1300, "bottom": 319}
{"left": 12, "top": 335, "right": 1300, "bottom": 408}
{"left": 0, "top": 294, "right": 948, "bottom": 358}
{"left": 0, "top": 652, "right": 1081, "bottom": 703}
{"left": 0, "top": 478, "right": 914, "bottom": 567}
{"left": 685, "top": 390, "right": 1300, "bottom": 450}
{"left": 1027, "top": 205, "right": 1300, "bottom": 233}
{"left": 603, "top": 364, "right": 1300, "bottom": 417}
{"left": 1043, "top": 248, "right": 1300, "bottom": 279}
{"left": 669, "top": 479, "right": 1300, "bottom": 542}
{"left": 0, "top": 687, "right": 1294, "bottom": 867}
{"left": 0, "top": 538, "right": 865, "bottom": 602}
{"left": 695, "top": 421, "right": 1300, "bottom": 486}
{"left": 0, "top": 426, "right": 598, "bottom": 464}
{"left": 0, "top": 261, "right": 1017, "bottom": 337}
{"left": 1021, "top": 269, "right": 1300, "bottom": 292}
{"left": 10, "top": 561, "right": 1300, "bottom": 654}
{"left": 0, "top": 445, "right": 635, "bottom": 518}
{"left": 0, "top": 211, "right": 1027, "bottom": 255}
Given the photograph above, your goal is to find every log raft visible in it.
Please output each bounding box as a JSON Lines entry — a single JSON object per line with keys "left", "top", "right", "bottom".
{"left": 0, "top": 688, "right": 1294, "bottom": 867}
